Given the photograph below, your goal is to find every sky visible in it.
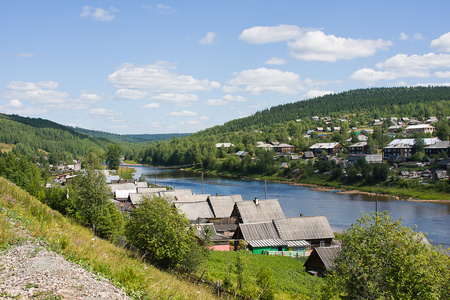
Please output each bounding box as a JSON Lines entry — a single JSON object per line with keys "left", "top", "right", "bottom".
{"left": 1, "top": 1, "right": 450, "bottom": 134}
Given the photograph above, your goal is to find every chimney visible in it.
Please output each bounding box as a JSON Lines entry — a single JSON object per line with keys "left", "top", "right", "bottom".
{"left": 254, "top": 197, "right": 259, "bottom": 205}
{"left": 216, "top": 193, "right": 220, "bottom": 196}
{"left": 300, "top": 213, "right": 304, "bottom": 217}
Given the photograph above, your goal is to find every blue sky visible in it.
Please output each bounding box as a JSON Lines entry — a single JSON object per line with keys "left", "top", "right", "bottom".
{"left": 1, "top": 1, "right": 450, "bottom": 134}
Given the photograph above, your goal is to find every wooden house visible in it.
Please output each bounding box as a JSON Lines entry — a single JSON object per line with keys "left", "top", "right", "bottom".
{"left": 195, "top": 223, "right": 231, "bottom": 251}
{"left": 304, "top": 246, "right": 340, "bottom": 276}
{"left": 230, "top": 198, "right": 285, "bottom": 223}
{"left": 425, "top": 141, "right": 450, "bottom": 156}
{"left": 382, "top": 143, "right": 413, "bottom": 159}
{"left": 348, "top": 142, "right": 369, "bottom": 154}
{"left": 207, "top": 194, "right": 243, "bottom": 218}
{"left": 309, "top": 143, "right": 344, "bottom": 156}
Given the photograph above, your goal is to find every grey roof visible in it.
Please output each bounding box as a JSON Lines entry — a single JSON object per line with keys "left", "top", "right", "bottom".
{"left": 383, "top": 143, "right": 412, "bottom": 149}
{"left": 129, "top": 193, "right": 158, "bottom": 206}
{"left": 214, "top": 223, "right": 238, "bottom": 232}
{"left": 273, "top": 216, "right": 334, "bottom": 241}
{"left": 234, "top": 199, "right": 285, "bottom": 223}
{"left": 248, "top": 238, "right": 286, "bottom": 248}
{"left": 309, "top": 143, "right": 342, "bottom": 150}
{"left": 194, "top": 223, "right": 230, "bottom": 242}
{"left": 425, "top": 141, "right": 450, "bottom": 149}
{"left": 173, "top": 194, "right": 210, "bottom": 203}
{"left": 310, "top": 247, "right": 340, "bottom": 270}
{"left": 238, "top": 221, "right": 280, "bottom": 241}
{"left": 135, "top": 182, "right": 148, "bottom": 188}
{"left": 137, "top": 187, "right": 167, "bottom": 193}
{"left": 388, "top": 138, "right": 441, "bottom": 146}
{"left": 175, "top": 201, "right": 214, "bottom": 220}
{"left": 114, "top": 189, "right": 136, "bottom": 200}
{"left": 109, "top": 183, "right": 136, "bottom": 193}
{"left": 349, "top": 142, "right": 367, "bottom": 148}
{"left": 208, "top": 194, "right": 243, "bottom": 218}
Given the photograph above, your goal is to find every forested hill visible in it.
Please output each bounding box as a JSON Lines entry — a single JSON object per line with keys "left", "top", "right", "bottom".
{"left": 71, "top": 127, "right": 191, "bottom": 144}
{"left": 0, "top": 113, "right": 110, "bottom": 158}
{"left": 196, "top": 86, "right": 450, "bottom": 136}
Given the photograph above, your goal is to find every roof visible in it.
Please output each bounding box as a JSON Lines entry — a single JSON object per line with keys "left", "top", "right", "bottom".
{"left": 173, "top": 194, "right": 210, "bottom": 203}
{"left": 128, "top": 193, "right": 157, "bottom": 206}
{"left": 248, "top": 238, "right": 286, "bottom": 248}
{"left": 234, "top": 199, "right": 285, "bottom": 223}
{"left": 238, "top": 221, "right": 280, "bottom": 241}
{"left": 273, "top": 216, "right": 334, "bottom": 241}
{"left": 137, "top": 187, "right": 167, "bottom": 194}
{"left": 305, "top": 247, "right": 340, "bottom": 270}
{"left": 425, "top": 141, "right": 450, "bottom": 149}
{"left": 109, "top": 183, "right": 136, "bottom": 193}
{"left": 406, "top": 124, "right": 435, "bottom": 129}
{"left": 309, "top": 143, "right": 342, "bottom": 150}
{"left": 194, "top": 223, "right": 231, "bottom": 242}
{"left": 383, "top": 143, "right": 413, "bottom": 149}
{"left": 135, "top": 182, "right": 148, "bottom": 188}
{"left": 388, "top": 138, "right": 441, "bottom": 146}
{"left": 349, "top": 142, "right": 368, "bottom": 148}
{"left": 208, "top": 194, "right": 243, "bottom": 218}
{"left": 216, "top": 143, "right": 234, "bottom": 148}
{"left": 115, "top": 189, "right": 136, "bottom": 199}
{"left": 175, "top": 201, "right": 214, "bottom": 220}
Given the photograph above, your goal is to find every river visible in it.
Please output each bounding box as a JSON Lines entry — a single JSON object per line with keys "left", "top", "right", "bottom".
{"left": 129, "top": 165, "right": 450, "bottom": 249}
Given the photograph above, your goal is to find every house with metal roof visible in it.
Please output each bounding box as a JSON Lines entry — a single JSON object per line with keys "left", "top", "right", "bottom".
{"left": 175, "top": 201, "right": 214, "bottom": 220}
{"left": 425, "top": 141, "right": 450, "bottom": 156}
{"left": 207, "top": 194, "right": 243, "bottom": 218}
{"left": 304, "top": 246, "right": 340, "bottom": 276}
{"left": 231, "top": 198, "right": 285, "bottom": 224}
{"left": 309, "top": 143, "right": 344, "bottom": 156}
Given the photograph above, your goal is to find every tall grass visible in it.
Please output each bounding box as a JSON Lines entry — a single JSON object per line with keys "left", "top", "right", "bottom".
{"left": 0, "top": 177, "right": 219, "bottom": 300}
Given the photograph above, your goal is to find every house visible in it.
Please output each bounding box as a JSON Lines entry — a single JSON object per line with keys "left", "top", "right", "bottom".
{"left": 309, "top": 143, "right": 344, "bottom": 156}
{"left": 114, "top": 189, "right": 137, "bottom": 202}
{"left": 235, "top": 151, "right": 251, "bottom": 158}
{"left": 208, "top": 194, "right": 243, "bottom": 218}
{"left": 348, "top": 142, "right": 369, "bottom": 154}
{"left": 405, "top": 124, "right": 435, "bottom": 135}
{"left": 425, "top": 141, "right": 450, "bottom": 156}
{"left": 215, "top": 143, "right": 235, "bottom": 148}
{"left": 231, "top": 198, "right": 285, "bottom": 223}
{"left": 272, "top": 143, "right": 295, "bottom": 154}
{"left": 388, "top": 138, "right": 441, "bottom": 147}
{"left": 382, "top": 143, "right": 413, "bottom": 159}
{"left": 303, "top": 151, "right": 314, "bottom": 159}
{"left": 233, "top": 215, "right": 334, "bottom": 255}
{"left": 304, "top": 246, "right": 340, "bottom": 276}
{"left": 175, "top": 201, "right": 214, "bottom": 220}
{"left": 347, "top": 154, "right": 382, "bottom": 165}
{"left": 195, "top": 223, "right": 231, "bottom": 251}
{"left": 256, "top": 141, "right": 274, "bottom": 151}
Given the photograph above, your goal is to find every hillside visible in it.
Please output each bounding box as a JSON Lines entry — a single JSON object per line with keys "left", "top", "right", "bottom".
{"left": 71, "top": 127, "right": 191, "bottom": 144}
{"left": 196, "top": 86, "right": 450, "bottom": 136}
{"left": 0, "top": 113, "right": 111, "bottom": 158}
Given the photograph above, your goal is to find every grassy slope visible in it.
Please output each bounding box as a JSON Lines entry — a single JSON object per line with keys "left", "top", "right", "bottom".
{"left": 0, "top": 177, "right": 219, "bottom": 300}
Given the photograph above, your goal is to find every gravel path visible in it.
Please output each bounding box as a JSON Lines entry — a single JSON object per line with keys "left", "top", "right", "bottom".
{"left": 0, "top": 238, "right": 131, "bottom": 299}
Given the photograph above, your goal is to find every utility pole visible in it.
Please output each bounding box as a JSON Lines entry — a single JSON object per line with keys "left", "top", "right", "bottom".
{"left": 264, "top": 179, "right": 267, "bottom": 199}
{"left": 154, "top": 167, "right": 157, "bottom": 186}
{"left": 201, "top": 172, "right": 204, "bottom": 194}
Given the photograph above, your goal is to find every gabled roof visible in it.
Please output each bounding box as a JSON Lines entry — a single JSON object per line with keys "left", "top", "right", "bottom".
{"left": 173, "top": 194, "right": 210, "bottom": 203}
{"left": 115, "top": 189, "right": 136, "bottom": 199}
{"left": 194, "top": 223, "right": 231, "bottom": 242}
{"left": 237, "top": 221, "right": 279, "bottom": 241}
{"left": 425, "top": 141, "right": 450, "bottom": 149}
{"left": 389, "top": 138, "right": 441, "bottom": 146}
{"left": 175, "top": 201, "right": 214, "bottom": 220}
{"left": 273, "top": 216, "right": 334, "bottom": 241}
{"left": 305, "top": 246, "right": 340, "bottom": 270}
{"left": 309, "top": 143, "right": 342, "bottom": 150}
{"left": 109, "top": 183, "right": 136, "bottom": 193}
{"left": 208, "top": 194, "right": 243, "bottom": 218}
{"left": 383, "top": 143, "right": 412, "bottom": 149}
{"left": 135, "top": 182, "right": 148, "bottom": 188}
{"left": 233, "top": 199, "right": 285, "bottom": 223}
{"left": 128, "top": 193, "right": 156, "bottom": 206}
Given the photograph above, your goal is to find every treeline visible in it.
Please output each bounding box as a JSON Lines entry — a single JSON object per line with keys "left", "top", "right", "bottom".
{"left": 196, "top": 86, "right": 450, "bottom": 136}
{"left": 0, "top": 113, "right": 110, "bottom": 159}
{"left": 72, "top": 127, "right": 191, "bottom": 144}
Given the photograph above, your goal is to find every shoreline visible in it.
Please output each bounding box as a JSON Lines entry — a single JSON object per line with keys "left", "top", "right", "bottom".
{"left": 122, "top": 162, "right": 450, "bottom": 204}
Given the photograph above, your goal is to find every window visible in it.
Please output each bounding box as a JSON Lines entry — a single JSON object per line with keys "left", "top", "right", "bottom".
{"left": 320, "top": 241, "right": 325, "bottom": 247}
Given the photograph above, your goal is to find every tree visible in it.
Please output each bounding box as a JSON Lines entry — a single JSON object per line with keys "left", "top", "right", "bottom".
{"left": 325, "top": 212, "right": 450, "bottom": 299}
{"left": 106, "top": 143, "right": 122, "bottom": 170}
{"left": 125, "top": 196, "right": 199, "bottom": 269}
{"left": 256, "top": 265, "right": 275, "bottom": 300}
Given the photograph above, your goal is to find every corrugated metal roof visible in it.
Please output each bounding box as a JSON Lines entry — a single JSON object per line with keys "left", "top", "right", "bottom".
{"left": 137, "top": 187, "right": 167, "bottom": 193}
{"left": 314, "top": 247, "right": 340, "bottom": 270}
{"left": 109, "top": 183, "right": 136, "bottom": 193}
{"left": 209, "top": 194, "right": 243, "bottom": 218}
{"left": 248, "top": 239, "right": 285, "bottom": 248}
{"left": 173, "top": 194, "right": 210, "bottom": 203}
{"left": 286, "top": 240, "right": 310, "bottom": 247}
{"left": 115, "top": 189, "right": 136, "bottom": 199}
{"left": 238, "top": 221, "right": 279, "bottom": 241}
{"left": 235, "top": 199, "right": 285, "bottom": 223}
{"left": 274, "top": 216, "right": 334, "bottom": 241}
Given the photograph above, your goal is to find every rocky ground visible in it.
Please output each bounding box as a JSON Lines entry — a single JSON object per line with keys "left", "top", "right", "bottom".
{"left": 0, "top": 234, "right": 131, "bottom": 299}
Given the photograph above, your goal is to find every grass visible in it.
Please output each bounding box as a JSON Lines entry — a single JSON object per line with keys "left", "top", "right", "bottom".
{"left": 0, "top": 142, "right": 14, "bottom": 153}
{"left": 199, "top": 250, "right": 324, "bottom": 299}
{"left": 118, "top": 166, "right": 136, "bottom": 180}
{"left": 0, "top": 177, "right": 219, "bottom": 300}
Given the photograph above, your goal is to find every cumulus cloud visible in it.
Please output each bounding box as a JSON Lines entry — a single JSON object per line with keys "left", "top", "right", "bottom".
{"left": 168, "top": 111, "right": 198, "bottom": 117}
{"left": 81, "top": 6, "right": 118, "bottom": 22}
{"left": 88, "top": 108, "right": 121, "bottom": 116}
{"left": 431, "top": 32, "right": 450, "bottom": 52}
{"left": 205, "top": 94, "right": 247, "bottom": 106}
{"left": 265, "top": 57, "right": 287, "bottom": 65}
{"left": 142, "top": 4, "right": 177, "bottom": 14}
{"left": 199, "top": 32, "right": 217, "bottom": 45}
{"left": 413, "top": 33, "right": 424, "bottom": 40}
{"left": 78, "top": 91, "right": 102, "bottom": 102}
{"left": 288, "top": 31, "right": 392, "bottom": 62}
{"left": 399, "top": 32, "right": 409, "bottom": 40}
{"left": 351, "top": 53, "right": 450, "bottom": 84}
{"left": 239, "top": 24, "right": 303, "bottom": 44}
{"left": 14, "top": 52, "right": 35, "bottom": 58}
{"left": 239, "top": 25, "right": 391, "bottom": 62}
{"left": 150, "top": 93, "right": 199, "bottom": 106}
{"left": 108, "top": 62, "right": 221, "bottom": 95}
{"left": 226, "top": 67, "right": 305, "bottom": 95}
{"left": 3, "top": 81, "right": 69, "bottom": 105}
{"left": 115, "top": 88, "right": 148, "bottom": 100}
{"left": 0, "top": 99, "right": 47, "bottom": 116}
{"left": 435, "top": 71, "right": 450, "bottom": 78}
{"left": 143, "top": 102, "right": 160, "bottom": 109}
{"left": 301, "top": 90, "right": 334, "bottom": 100}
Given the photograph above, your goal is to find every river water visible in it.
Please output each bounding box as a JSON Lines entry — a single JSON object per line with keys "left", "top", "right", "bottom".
{"left": 129, "top": 165, "right": 450, "bottom": 249}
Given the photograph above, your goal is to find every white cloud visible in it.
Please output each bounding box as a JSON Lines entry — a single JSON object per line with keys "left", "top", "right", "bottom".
{"left": 0, "top": 100, "right": 47, "bottom": 116}
{"left": 399, "top": 32, "right": 409, "bottom": 40}
{"left": 108, "top": 62, "right": 221, "bottom": 94}
{"left": 115, "top": 88, "right": 148, "bottom": 100}
{"left": 205, "top": 94, "right": 247, "bottom": 106}
{"left": 143, "top": 102, "right": 160, "bottom": 109}
{"left": 199, "top": 32, "right": 217, "bottom": 45}
{"left": 351, "top": 53, "right": 450, "bottom": 84}
{"left": 205, "top": 99, "right": 227, "bottom": 106}
{"left": 435, "top": 71, "right": 450, "bottom": 78}
{"left": 15, "top": 52, "right": 35, "bottom": 58}
{"left": 226, "top": 67, "right": 305, "bottom": 95}
{"left": 149, "top": 122, "right": 163, "bottom": 128}
{"left": 150, "top": 93, "right": 199, "bottom": 106}
{"left": 168, "top": 111, "right": 198, "bottom": 117}
{"left": 88, "top": 108, "right": 121, "bottom": 116}
{"left": 4, "top": 99, "right": 23, "bottom": 108}
{"left": 81, "top": 6, "right": 118, "bottom": 22}
{"left": 288, "top": 30, "right": 392, "bottom": 62}
{"left": 265, "top": 57, "right": 287, "bottom": 65}
{"left": 239, "top": 24, "right": 303, "bottom": 44}
{"left": 142, "top": 4, "right": 176, "bottom": 14}
{"left": 301, "top": 90, "right": 334, "bottom": 100}
{"left": 78, "top": 91, "right": 102, "bottom": 102}
{"left": 431, "top": 32, "right": 450, "bottom": 52}
{"left": 3, "top": 81, "right": 69, "bottom": 104}
{"left": 413, "top": 33, "right": 424, "bottom": 41}
{"left": 240, "top": 25, "right": 391, "bottom": 62}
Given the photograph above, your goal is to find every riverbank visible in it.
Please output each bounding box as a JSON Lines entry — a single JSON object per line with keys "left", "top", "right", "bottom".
{"left": 122, "top": 162, "right": 450, "bottom": 203}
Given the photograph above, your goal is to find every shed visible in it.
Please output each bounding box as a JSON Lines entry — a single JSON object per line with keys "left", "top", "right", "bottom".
{"left": 304, "top": 246, "right": 340, "bottom": 276}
